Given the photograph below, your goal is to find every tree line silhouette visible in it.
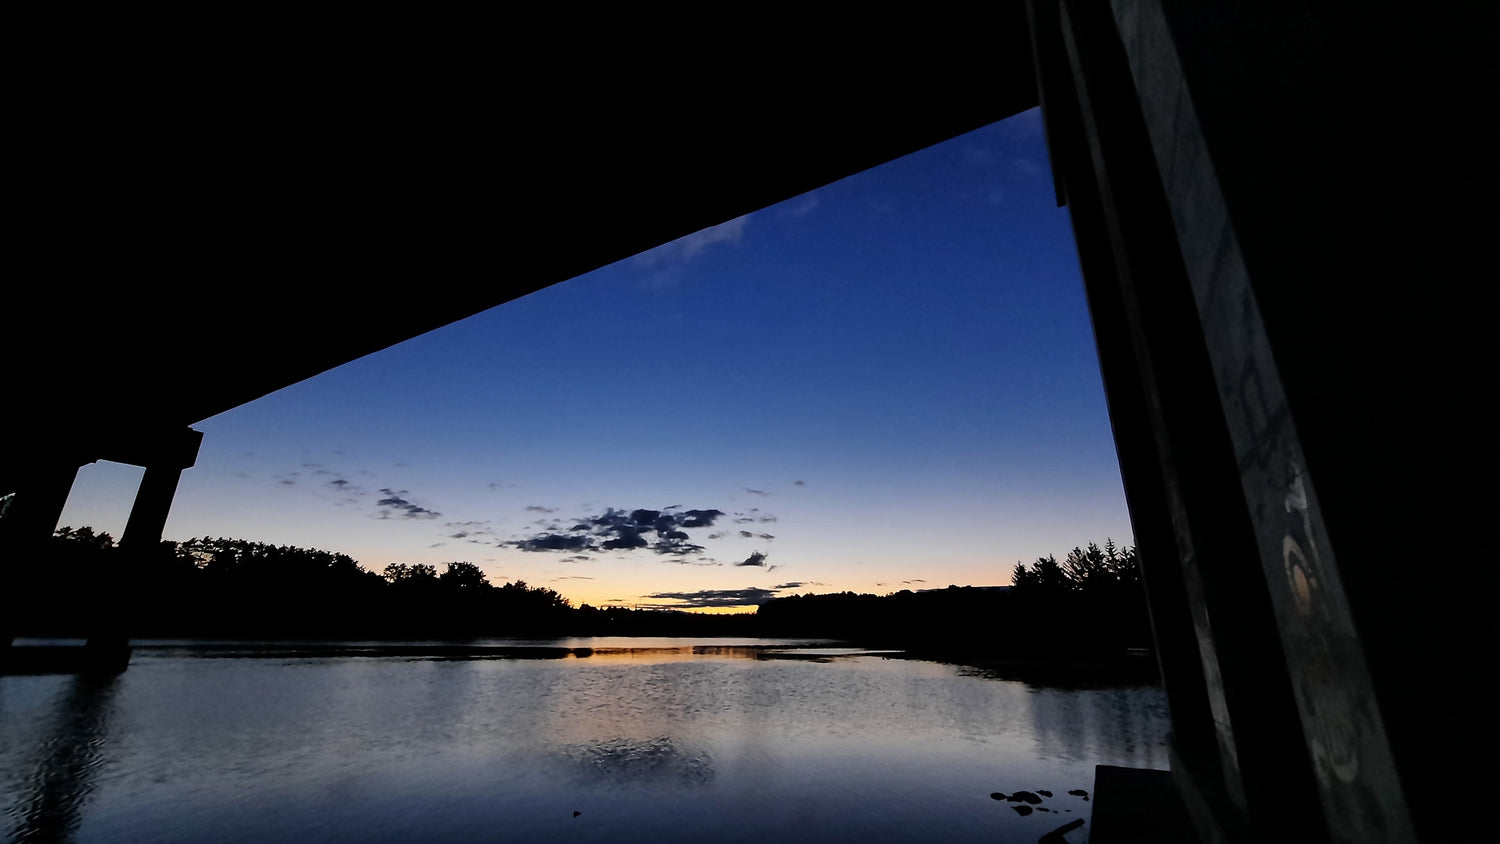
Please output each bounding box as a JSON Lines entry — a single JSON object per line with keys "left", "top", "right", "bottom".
{"left": 758, "top": 540, "right": 1150, "bottom": 662}
{"left": 17, "top": 528, "right": 1150, "bottom": 662}
{"left": 21, "top": 528, "right": 579, "bottom": 638}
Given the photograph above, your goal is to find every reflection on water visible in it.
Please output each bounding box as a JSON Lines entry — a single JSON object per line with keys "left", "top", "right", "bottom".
{"left": 3, "top": 674, "right": 118, "bottom": 842}
{"left": 559, "top": 736, "right": 715, "bottom": 788}
{"left": 0, "top": 639, "right": 1168, "bottom": 842}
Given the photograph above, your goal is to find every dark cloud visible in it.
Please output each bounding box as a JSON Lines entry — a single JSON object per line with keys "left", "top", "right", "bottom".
{"left": 736, "top": 551, "right": 769, "bottom": 568}
{"left": 745, "top": 488, "right": 767, "bottom": 496}
{"left": 517, "top": 534, "right": 592, "bottom": 552}
{"left": 643, "top": 588, "right": 778, "bottom": 608}
{"left": 679, "top": 509, "right": 724, "bottom": 528}
{"left": 526, "top": 505, "right": 557, "bottom": 513}
{"left": 653, "top": 539, "right": 705, "bottom": 556}
{"left": 758, "top": 533, "right": 775, "bottom": 541}
{"left": 738, "top": 530, "right": 754, "bottom": 538}
{"left": 793, "top": 480, "right": 805, "bottom": 486}
{"left": 509, "top": 505, "right": 726, "bottom": 557}
{"left": 774, "top": 582, "right": 805, "bottom": 589}
{"left": 375, "top": 488, "right": 441, "bottom": 519}
{"left": 601, "top": 532, "right": 649, "bottom": 550}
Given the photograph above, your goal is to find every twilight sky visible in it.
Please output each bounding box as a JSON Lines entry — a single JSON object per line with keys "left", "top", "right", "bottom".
{"left": 59, "top": 108, "right": 1134, "bottom": 611}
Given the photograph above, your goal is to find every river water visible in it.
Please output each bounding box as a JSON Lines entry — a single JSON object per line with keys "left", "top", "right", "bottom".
{"left": 0, "top": 639, "right": 1168, "bottom": 842}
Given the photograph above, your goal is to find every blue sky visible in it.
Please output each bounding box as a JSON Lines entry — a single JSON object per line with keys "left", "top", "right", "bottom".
{"left": 59, "top": 108, "right": 1134, "bottom": 610}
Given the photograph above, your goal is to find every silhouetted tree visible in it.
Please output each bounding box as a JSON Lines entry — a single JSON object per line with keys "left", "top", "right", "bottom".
{"left": 439, "top": 562, "right": 488, "bottom": 590}
{"left": 1012, "top": 561, "right": 1038, "bottom": 589}
{"left": 1032, "top": 554, "right": 1070, "bottom": 592}
{"left": 54, "top": 525, "right": 115, "bottom": 549}
{"left": 1063, "top": 542, "right": 1108, "bottom": 590}
{"left": 384, "top": 562, "right": 438, "bottom": 584}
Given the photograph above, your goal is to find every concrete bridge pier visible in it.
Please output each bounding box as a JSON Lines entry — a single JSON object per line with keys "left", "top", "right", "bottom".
{"left": 0, "top": 448, "right": 85, "bottom": 648}
{"left": 85, "top": 452, "right": 198, "bottom": 664}
{"left": 1027, "top": 1, "right": 1490, "bottom": 842}
{"left": 1, "top": 425, "right": 201, "bottom": 674}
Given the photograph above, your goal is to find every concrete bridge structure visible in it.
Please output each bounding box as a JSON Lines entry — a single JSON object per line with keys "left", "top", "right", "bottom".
{"left": 3, "top": 4, "right": 1490, "bottom": 842}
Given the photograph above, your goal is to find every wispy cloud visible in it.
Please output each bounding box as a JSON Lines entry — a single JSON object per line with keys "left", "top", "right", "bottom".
{"left": 375, "top": 488, "right": 441, "bottom": 520}
{"left": 445, "top": 520, "right": 498, "bottom": 544}
{"left": 780, "top": 193, "right": 821, "bottom": 218}
{"left": 636, "top": 216, "right": 748, "bottom": 268}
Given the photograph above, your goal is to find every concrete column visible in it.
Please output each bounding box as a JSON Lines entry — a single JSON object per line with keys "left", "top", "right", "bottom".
{"left": 86, "top": 427, "right": 201, "bottom": 655}
{"left": 1096, "top": 2, "right": 1444, "bottom": 841}
{"left": 1033, "top": 1, "right": 1335, "bottom": 840}
{"left": 1027, "top": 0, "right": 1225, "bottom": 823}
{"left": 1, "top": 456, "right": 84, "bottom": 647}
{"left": 120, "top": 463, "right": 186, "bottom": 553}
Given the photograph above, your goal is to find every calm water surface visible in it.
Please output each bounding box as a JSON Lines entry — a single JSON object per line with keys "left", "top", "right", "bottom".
{"left": 0, "top": 639, "right": 1168, "bottom": 842}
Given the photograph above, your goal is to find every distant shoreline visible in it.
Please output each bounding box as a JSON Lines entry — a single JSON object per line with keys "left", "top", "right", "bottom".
{"left": 6, "top": 635, "right": 1161, "bottom": 687}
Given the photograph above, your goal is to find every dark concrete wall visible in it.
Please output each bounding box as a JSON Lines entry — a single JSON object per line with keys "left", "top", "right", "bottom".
{"left": 1034, "top": 1, "right": 1494, "bottom": 841}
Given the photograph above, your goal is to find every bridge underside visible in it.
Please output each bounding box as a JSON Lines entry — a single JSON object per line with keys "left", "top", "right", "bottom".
{"left": 3, "top": 4, "right": 1491, "bottom": 843}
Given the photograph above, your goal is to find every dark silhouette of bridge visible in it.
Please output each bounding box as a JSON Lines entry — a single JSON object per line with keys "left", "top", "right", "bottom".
{"left": 3, "top": 4, "right": 1491, "bottom": 842}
